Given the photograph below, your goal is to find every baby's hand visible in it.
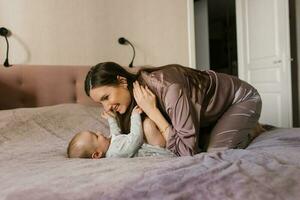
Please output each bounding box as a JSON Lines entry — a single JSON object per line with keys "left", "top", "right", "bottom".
{"left": 132, "top": 105, "right": 143, "bottom": 115}
{"left": 101, "top": 110, "right": 116, "bottom": 119}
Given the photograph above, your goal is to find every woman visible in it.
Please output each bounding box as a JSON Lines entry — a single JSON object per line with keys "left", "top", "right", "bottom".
{"left": 85, "top": 62, "right": 262, "bottom": 156}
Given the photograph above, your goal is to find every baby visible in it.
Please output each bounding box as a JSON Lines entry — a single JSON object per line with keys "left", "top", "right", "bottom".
{"left": 67, "top": 106, "right": 174, "bottom": 158}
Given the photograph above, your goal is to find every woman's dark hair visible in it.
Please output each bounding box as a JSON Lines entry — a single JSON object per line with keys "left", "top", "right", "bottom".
{"left": 84, "top": 62, "right": 139, "bottom": 134}
{"left": 85, "top": 62, "right": 137, "bottom": 96}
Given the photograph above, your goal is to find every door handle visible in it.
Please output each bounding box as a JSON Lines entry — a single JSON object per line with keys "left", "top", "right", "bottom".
{"left": 273, "top": 60, "right": 282, "bottom": 64}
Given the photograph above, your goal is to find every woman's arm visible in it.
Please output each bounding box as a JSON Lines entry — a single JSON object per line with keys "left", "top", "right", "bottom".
{"left": 146, "top": 108, "right": 170, "bottom": 141}
{"left": 162, "top": 84, "right": 198, "bottom": 156}
{"left": 133, "top": 81, "right": 198, "bottom": 156}
{"left": 133, "top": 82, "right": 170, "bottom": 139}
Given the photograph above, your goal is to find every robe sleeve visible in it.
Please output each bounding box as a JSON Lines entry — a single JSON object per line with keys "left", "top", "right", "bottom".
{"left": 163, "top": 84, "right": 198, "bottom": 156}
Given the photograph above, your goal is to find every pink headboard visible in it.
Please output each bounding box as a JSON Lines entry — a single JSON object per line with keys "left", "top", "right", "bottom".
{"left": 0, "top": 64, "right": 141, "bottom": 110}
{"left": 0, "top": 65, "right": 96, "bottom": 110}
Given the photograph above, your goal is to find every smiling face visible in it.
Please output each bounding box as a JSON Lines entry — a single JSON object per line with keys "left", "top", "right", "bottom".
{"left": 89, "top": 83, "right": 132, "bottom": 114}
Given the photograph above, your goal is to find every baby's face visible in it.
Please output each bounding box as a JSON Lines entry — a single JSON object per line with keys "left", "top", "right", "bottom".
{"left": 88, "top": 131, "right": 110, "bottom": 159}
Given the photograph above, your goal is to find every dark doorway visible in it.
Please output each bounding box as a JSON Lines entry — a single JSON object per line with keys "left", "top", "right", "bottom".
{"left": 289, "top": 0, "right": 299, "bottom": 126}
{"left": 194, "top": 0, "right": 238, "bottom": 76}
{"left": 208, "top": 0, "right": 237, "bottom": 76}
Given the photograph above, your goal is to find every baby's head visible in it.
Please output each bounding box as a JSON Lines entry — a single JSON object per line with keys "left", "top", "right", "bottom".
{"left": 67, "top": 131, "right": 109, "bottom": 159}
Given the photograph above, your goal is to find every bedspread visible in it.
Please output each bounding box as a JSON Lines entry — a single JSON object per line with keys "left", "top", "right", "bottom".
{"left": 0, "top": 104, "right": 300, "bottom": 200}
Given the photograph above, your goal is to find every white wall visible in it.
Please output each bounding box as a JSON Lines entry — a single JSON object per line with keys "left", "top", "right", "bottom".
{"left": 0, "top": 0, "right": 191, "bottom": 67}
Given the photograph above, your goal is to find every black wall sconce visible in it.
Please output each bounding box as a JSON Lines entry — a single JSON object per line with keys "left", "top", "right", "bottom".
{"left": 118, "top": 37, "right": 135, "bottom": 68}
{"left": 0, "top": 27, "right": 11, "bottom": 67}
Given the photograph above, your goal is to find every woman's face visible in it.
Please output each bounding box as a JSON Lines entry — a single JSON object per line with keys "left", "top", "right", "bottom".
{"left": 89, "top": 82, "right": 131, "bottom": 114}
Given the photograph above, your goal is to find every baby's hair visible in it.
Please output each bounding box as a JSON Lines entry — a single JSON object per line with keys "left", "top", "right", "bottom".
{"left": 67, "top": 131, "right": 98, "bottom": 158}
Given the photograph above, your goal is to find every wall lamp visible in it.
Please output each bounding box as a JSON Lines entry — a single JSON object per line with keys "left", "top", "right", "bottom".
{"left": 0, "top": 27, "right": 12, "bottom": 67}
{"left": 118, "top": 37, "right": 135, "bottom": 68}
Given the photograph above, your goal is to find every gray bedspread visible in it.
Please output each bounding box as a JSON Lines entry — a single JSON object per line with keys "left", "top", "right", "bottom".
{"left": 0, "top": 104, "right": 300, "bottom": 200}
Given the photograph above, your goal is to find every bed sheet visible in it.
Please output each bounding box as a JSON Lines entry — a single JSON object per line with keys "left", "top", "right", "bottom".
{"left": 0, "top": 104, "right": 300, "bottom": 200}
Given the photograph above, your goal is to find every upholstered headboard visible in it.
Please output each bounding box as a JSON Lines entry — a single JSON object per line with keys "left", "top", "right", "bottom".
{"left": 0, "top": 65, "right": 96, "bottom": 109}
{"left": 0, "top": 64, "right": 141, "bottom": 110}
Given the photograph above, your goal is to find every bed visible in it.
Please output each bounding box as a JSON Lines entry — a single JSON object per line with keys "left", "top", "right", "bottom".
{"left": 1, "top": 65, "right": 300, "bottom": 200}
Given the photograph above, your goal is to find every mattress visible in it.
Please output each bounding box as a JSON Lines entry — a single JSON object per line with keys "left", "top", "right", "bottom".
{"left": 0, "top": 104, "right": 300, "bottom": 200}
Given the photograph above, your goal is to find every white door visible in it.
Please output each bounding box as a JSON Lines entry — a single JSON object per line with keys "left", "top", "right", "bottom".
{"left": 236, "top": 0, "right": 293, "bottom": 127}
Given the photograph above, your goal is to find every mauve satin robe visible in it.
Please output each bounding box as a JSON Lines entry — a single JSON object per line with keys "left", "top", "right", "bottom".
{"left": 138, "top": 64, "right": 261, "bottom": 156}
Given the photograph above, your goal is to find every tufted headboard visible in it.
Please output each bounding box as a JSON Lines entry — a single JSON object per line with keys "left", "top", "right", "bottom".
{"left": 0, "top": 65, "right": 96, "bottom": 110}
{"left": 0, "top": 64, "right": 141, "bottom": 110}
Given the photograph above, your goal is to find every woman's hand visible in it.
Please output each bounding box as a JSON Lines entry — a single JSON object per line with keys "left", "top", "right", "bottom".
{"left": 133, "top": 81, "right": 170, "bottom": 141}
{"left": 133, "top": 81, "right": 157, "bottom": 116}
{"left": 101, "top": 110, "right": 116, "bottom": 119}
